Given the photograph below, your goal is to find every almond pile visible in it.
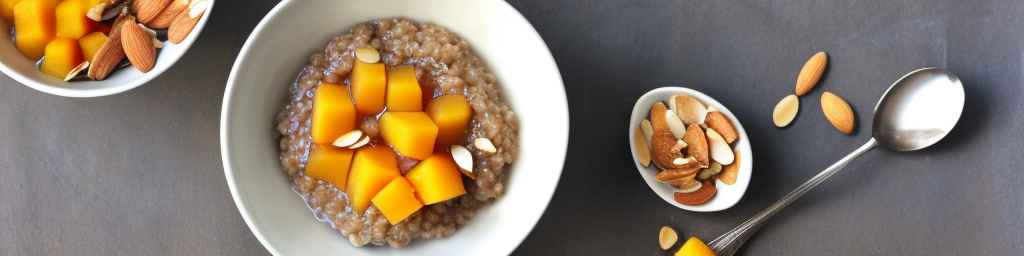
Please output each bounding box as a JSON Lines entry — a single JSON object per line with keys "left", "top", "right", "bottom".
{"left": 772, "top": 51, "right": 857, "bottom": 134}
{"left": 634, "top": 94, "right": 742, "bottom": 206}
{"left": 77, "top": 0, "right": 208, "bottom": 80}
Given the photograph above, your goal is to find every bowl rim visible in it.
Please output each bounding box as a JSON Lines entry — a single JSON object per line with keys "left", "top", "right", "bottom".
{"left": 0, "top": 1, "right": 215, "bottom": 98}
{"left": 627, "top": 86, "right": 754, "bottom": 212}
{"left": 220, "top": 0, "right": 569, "bottom": 254}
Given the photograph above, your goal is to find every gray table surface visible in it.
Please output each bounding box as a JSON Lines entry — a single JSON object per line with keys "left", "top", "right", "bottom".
{"left": 2, "top": 0, "right": 1022, "bottom": 255}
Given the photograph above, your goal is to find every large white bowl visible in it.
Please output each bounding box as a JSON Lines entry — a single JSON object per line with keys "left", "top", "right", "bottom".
{"left": 220, "top": 0, "right": 568, "bottom": 255}
{"left": 628, "top": 87, "right": 753, "bottom": 212}
{"left": 0, "top": 1, "right": 214, "bottom": 98}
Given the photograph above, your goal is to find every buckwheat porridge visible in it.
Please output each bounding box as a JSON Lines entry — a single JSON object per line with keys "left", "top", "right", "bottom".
{"left": 274, "top": 18, "right": 518, "bottom": 248}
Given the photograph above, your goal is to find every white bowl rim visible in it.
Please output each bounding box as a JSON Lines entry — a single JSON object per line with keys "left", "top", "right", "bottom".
{"left": 0, "top": 1, "right": 215, "bottom": 98}
{"left": 628, "top": 86, "right": 754, "bottom": 212}
{"left": 220, "top": 0, "right": 569, "bottom": 254}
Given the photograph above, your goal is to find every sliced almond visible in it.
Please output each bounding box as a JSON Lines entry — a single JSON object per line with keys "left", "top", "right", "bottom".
{"left": 672, "top": 157, "right": 692, "bottom": 166}
{"left": 704, "top": 111, "right": 737, "bottom": 144}
{"left": 676, "top": 179, "right": 702, "bottom": 193}
{"left": 355, "top": 47, "right": 381, "bottom": 63}
{"left": 658, "top": 226, "right": 679, "bottom": 250}
{"left": 450, "top": 145, "right": 475, "bottom": 179}
{"left": 705, "top": 128, "right": 734, "bottom": 165}
{"left": 474, "top": 138, "right": 497, "bottom": 154}
{"left": 795, "top": 51, "right": 828, "bottom": 96}
{"left": 718, "top": 149, "right": 740, "bottom": 185}
{"left": 167, "top": 1, "right": 204, "bottom": 43}
{"left": 63, "top": 61, "right": 89, "bottom": 81}
{"left": 674, "top": 180, "right": 716, "bottom": 206}
{"left": 346, "top": 136, "right": 370, "bottom": 149}
{"left": 147, "top": 0, "right": 188, "bottom": 29}
{"left": 821, "top": 91, "right": 855, "bottom": 134}
{"left": 331, "top": 130, "right": 363, "bottom": 148}
{"left": 633, "top": 127, "right": 652, "bottom": 167}
{"left": 121, "top": 18, "right": 156, "bottom": 72}
{"left": 669, "top": 139, "right": 687, "bottom": 153}
{"left": 640, "top": 119, "right": 654, "bottom": 143}
{"left": 772, "top": 94, "right": 799, "bottom": 128}
{"left": 132, "top": 0, "right": 171, "bottom": 23}
{"left": 87, "top": 16, "right": 127, "bottom": 80}
{"left": 682, "top": 124, "right": 710, "bottom": 167}
{"left": 664, "top": 110, "right": 686, "bottom": 139}
{"left": 671, "top": 95, "right": 707, "bottom": 125}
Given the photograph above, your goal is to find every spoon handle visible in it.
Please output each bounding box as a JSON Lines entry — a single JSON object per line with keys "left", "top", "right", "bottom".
{"left": 708, "top": 138, "right": 878, "bottom": 256}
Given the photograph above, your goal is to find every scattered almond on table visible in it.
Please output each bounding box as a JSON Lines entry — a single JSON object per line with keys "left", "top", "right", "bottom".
{"left": 772, "top": 51, "right": 857, "bottom": 134}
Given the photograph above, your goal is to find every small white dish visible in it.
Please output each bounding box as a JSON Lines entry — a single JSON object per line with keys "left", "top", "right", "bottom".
{"left": 628, "top": 87, "right": 753, "bottom": 212}
{"left": 220, "top": 0, "right": 568, "bottom": 255}
{"left": 0, "top": 1, "right": 215, "bottom": 98}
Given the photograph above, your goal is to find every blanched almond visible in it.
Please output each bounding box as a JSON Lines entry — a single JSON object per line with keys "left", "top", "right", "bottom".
{"left": 332, "top": 130, "right": 363, "bottom": 148}
{"left": 633, "top": 127, "right": 652, "bottom": 167}
{"left": 474, "top": 138, "right": 497, "bottom": 154}
{"left": 132, "top": 0, "right": 171, "bottom": 23}
{"left": 682, "top": 124, "right": 709, "bottom": 167}
{"left": 659, "top": 226, "right": 679, "bottom": 250}
{"left": 704, "top": 111, "right": 737, "bottom": 144}
{"left": 718, "top": 149, "right": 740, "bottom": 185}
{"left": 671, "top": 95, "right": 707, "bottom": 125}
{"left": 347, "top": 136, "right": 370, "bottom": 149}
{"left": 664, "top": 110, "right": 686, "bottom": 139}
{"left": 772, "top": 94, "right": 799, "bottom": 128}
{"left": 355, "top": 47, "right": 381, "bottom": 63}
{"left": 705, "top": 128, "right": 734, "bottom": 165}
{"left": 450, "top": 145, "right": 475, "bottom": 179}
{"left": 146, "top": 0, "right": 188, "bottom": 29}
{"left": 121, "top": 20, "right": 156, "bottom": 72}
{"left": 795, "top": 51, "right": 828, "bottom": 96}
{"left": 640, "top": 119, "right": 654, "bottom": 143}
{"left": 821, "top": 91, "right": 855, "bottom": 134}
{"left": 670, "top": 139, "right": 687, "bottom": 153}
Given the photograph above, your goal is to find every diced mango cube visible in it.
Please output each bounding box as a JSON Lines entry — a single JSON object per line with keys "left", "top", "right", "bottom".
{"left": 0, "top": 0, "right": 23, "bottom": 21}
{"left": 405, "top": 153, "right": 466, "bottom": 205}
{"left": 13, "top": 0, "right": 58, "bottom": 59}
{"left": 77, "top": 31, "right": 105, "bottom": 61}
{"left": 371, "top": 177, "right": 423, "bottom": 224}
{"left": 55, "top": 0, "right": 95, "bottom": 39}
{"left": 346, "top": 145, "right": 401, "bottom": 214}
{"left": 311, "top": 82, "right": 357, "bottom": 144}
{"left": 386, "top": 65, "right": 422, "bottom": 112}
{"left": 351, "top": 60, "right": 387, "bottom": 115}
{"left": 40, "top": 37, "right": 82, "bottom": 78}
{"left": 305, "top": 145, "right": 355, "bottom": 191}
{"left": 426, "top": 95, "right": 472, "bottom": 146}
{"left": 380, "top": 112, "right": 438, "bottom": 160}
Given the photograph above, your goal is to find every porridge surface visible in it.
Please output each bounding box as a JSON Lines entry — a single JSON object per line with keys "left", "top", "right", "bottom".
{"left": 274, "top": 18, "right": 517, "bottom": 247}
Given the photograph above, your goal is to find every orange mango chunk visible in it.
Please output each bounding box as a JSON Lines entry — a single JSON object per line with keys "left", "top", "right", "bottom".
{"left": 305, "top": 145, "right": 355, "bottom": 191}
{"left": 386, "top": 65, "right": 422, "bottom": 112}
{"left": 351, "top": 60, "right": 387, "bottom": 115}
{"left": 380, "top": 112, "right": 438, "bottom": 160}
{"left": 13, "top": 0, "right": 58, "bottom": 59}
{"left": 405, "top": 153, "right": 466, "bottom": 205}
{"left": 346, "top": 146, "right": 401, "bottom": 214}
{"left": 426, "top": 95, "right": 472, "bottom": 146}
{"left": 77, "top": 31, "right": 106, "bottom": 61}
{"left": 311, "top": 82, "right": 357, "bottom": 144}
{"left": 40, "top": 37, "right": 82, "bottom": 78}
{"left": 0, "top": 0, "right": 23, "bottom": 21}
{"left": 675, "top": 237, "right": 716, "bottom": 256}
{"left": 55, "top": 0, "right": 94, "bottom": 39}
{"left": 371, "top": 177, "right": 423, "bottom": 224}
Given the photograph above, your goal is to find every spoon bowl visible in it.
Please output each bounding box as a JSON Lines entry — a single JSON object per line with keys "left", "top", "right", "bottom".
{"left": 873, "top": 68, "right": 966, "bottom": 151}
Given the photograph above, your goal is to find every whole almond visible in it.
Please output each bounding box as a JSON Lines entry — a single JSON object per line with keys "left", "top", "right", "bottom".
{"left": 122, "top": 21, "right": 157, "bottom": 72}
{"left": 821, "top": 91, "right": 855, "bottom": 134}
{"left": 88, "top": 16, "right": 128, "bottom": 80}
{"left": 795, "top": 51, "right": 828, "bottom": 96}
{"left": 168, "top": 5, "right": 202, "bottom": 43}
{"left": 674, "top": 180, "right": 717, "bottom": 206}
{"left": 704, "top": 111, "right": 737, "bottom": 144}
{"left": 705, "top": 128, "right": 734, "bottom": 165}
{"left": 682, "top": 124, "right": 709, "bottom": 167}
{"left": 147, "top": 0, "right": 188, "bottom": 29}
{"left": 132, "top": 0, "right": 171, "bottom": 23}
{"left": 772, "top": 94, "right": 799, "bottom": 128}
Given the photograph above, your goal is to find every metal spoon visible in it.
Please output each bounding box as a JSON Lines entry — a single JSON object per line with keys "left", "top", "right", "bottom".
{"left": 708, "top": 67, "right": 965, "bottom": 255}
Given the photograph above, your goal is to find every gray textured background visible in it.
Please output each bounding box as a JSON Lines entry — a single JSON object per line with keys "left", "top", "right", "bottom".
{"left": 1, "top": 0, "right": 1022, "bottom": 255}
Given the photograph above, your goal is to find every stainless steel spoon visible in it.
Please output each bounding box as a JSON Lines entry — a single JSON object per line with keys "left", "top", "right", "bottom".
{"left": 709, "top": 67, "right": 965, "bottom": 255}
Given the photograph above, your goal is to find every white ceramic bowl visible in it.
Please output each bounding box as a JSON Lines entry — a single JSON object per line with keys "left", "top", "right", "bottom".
{"left": 628, "top": 87, "right": 753, "bottom": 212}
{"left": 220, "top": 0, "right": 568, "bottom": 255}
{"left": 0, "top": 1, "right": 214, "bottom": 98}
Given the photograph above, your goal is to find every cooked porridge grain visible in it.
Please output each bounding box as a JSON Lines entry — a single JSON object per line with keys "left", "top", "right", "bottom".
{"left": 275, "top": 18, "right": 517, "bottom": 248}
